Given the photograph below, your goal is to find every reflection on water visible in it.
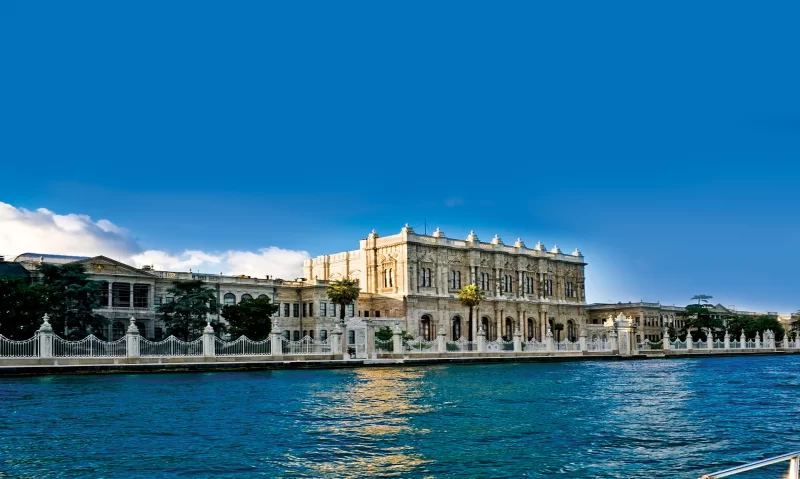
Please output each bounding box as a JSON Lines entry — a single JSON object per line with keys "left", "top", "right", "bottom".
{"left": 297, "top": 368, "right": 434, "bottom": 477}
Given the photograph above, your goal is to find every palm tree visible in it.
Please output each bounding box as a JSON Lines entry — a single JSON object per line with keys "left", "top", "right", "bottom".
{"left": 691, "top": 294, "right": 713, "bottom": 305}
{"left": 457, "top": 284, "right": 485, "bottom": 341}
{"left": 326, "top": 278, "right": 360, "bottom": 323}
{"left": 553, "top": 322, "right": 564, "bottom": 342}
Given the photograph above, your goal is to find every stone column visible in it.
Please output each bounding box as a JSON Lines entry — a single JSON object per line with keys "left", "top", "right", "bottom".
{"left": 437, "top": 324, "right": 446, "bottom": 353}
{"left": 108, "top": 281, "right": 114, "bottom": 307}
{"left": 546, "top": 327, "right": 554, "bottom": 352}
{"left": 126, "top": 317, "right": 141, "bottom": 358}
{"left": 578, "top": 328, "right": 587, "bottom": 352}
{"left": 392, "top": 323, "right": 403, "bottom": 354}
{"left": 129, "top": 283, "right": 134, "bottom": 309}
{"left": 609, "top": 329, "right": 618, "bottom": 353}
{"left": 477, "top": 324, "right": 486, "bottom": 352}
{"left": 202, "top": 321, "right": 215, "bottom": 358}
{"left": 366, "top": 321, "right": 376, "bottom": 359}
{"left": 724, "top": 330, "right": 730, "bottom": 349}
{"left": 270, "top": 330, "right": 284, "bottom": 357}
{"left": 686, "top": 333, "right": 693, "bottom": 351}
{"left": 755, "top": 332, "right": 761, "bottom": 349}
{"left": 513, "top": 327, "right": 522, "bottom": 352}
{"left": 740, "top": 330, "right": 746, "bottom": 349}
{"left": 38, "top": 314, "right": 54, "bottom": 358}
{"left": 795, "top": 333, "right": 799, "bottom": 349}
{"left": 707, "top": 329, "right": 714, "bottom": 351}
{"left": 663, "top": 327, "right": 670, "bottom": 351}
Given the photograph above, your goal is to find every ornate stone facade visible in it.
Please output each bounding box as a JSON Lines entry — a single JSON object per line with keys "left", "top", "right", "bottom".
{"left": 304, "top": 225, "right": 587, "bottom": 342}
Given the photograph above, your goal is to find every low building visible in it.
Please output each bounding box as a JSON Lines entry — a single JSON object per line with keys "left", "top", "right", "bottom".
{"left": 586, "top": 302, "right": 685, "bottom": 343}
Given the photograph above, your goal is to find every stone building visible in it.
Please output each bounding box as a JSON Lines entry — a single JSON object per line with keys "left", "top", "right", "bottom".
{"left": 586, "top": 302, "right": 685, "bottom": 343}
{"left": 304, "top": 225, "right": 587, "bottom": 342}
{"left": 12, "top": 253, "right": 352, "bottom": 342}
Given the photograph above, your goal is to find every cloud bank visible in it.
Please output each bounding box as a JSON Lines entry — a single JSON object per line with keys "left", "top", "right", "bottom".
{"left": 0, "top": 202, "right": 309, "bottom": 279}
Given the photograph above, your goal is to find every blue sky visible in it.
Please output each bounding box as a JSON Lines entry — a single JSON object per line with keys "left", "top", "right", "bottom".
{"left": 1, "top": 1, "right": 798, "bottom": 312}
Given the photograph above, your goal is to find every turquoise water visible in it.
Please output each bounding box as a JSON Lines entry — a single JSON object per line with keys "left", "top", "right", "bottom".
{"left": 2, "top": 356, "right": 799, "bottom": 478}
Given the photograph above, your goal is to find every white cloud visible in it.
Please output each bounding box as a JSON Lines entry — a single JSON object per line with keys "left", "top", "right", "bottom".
{"left": 0, "top": 202, "right": 309, "bottom": 279}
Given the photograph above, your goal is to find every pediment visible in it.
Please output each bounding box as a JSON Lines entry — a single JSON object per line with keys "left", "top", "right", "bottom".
{"left": 75, "top": 256, "right": 158, "bottom": 278}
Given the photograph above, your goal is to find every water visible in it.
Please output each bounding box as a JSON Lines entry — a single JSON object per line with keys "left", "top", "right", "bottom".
{"left": 2, "top": 356, "right": 800, "bottom": 479}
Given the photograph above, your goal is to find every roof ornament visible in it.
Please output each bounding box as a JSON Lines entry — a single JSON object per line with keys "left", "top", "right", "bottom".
{"left": 466, "top": 231, "right": 479, "bottom": 242}
{"left": 432, "top": 227, "right": 444, "bottom": 238}
{"left": 368, "top": 229, "right": 379, "bottom": 239}
{"left": 514, "top": 238, "right": 525, "bottom": 248}
{"left": 550, "top": 245, "right": 562, "bottom": 254}
{"left": 572, "top": 248, "right": 583, "bottom": 257}
{"left": 534, "top": 241, "right": 546, "bottom": 251}
{"left": 402, "top": 223, "right": 414, "bottom": 233}
{"left": 491, "top": 234, "right": 503, "bottom": 245}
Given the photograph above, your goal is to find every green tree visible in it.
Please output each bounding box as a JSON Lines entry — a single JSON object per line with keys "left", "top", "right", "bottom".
{"left": 38, "top": 263, "right": 108, "bottom": 339}
{"left": 678, "top": 303, "right": 724, "bottom": 341}
{"left": 220, "top": 295, "right": 278, "bottom": 341}
{"left": 727, "top": 314, "right": 785, "bottom": 341}
{"left": 375, "top": 325, "right": 412, "bottom": 342}
{"left": 157, "top": 280, "right": 221, "bottom": 341}
{"left": 326, "top": 278, "right": 360, "bottom": 322}
{"left": 553, "top": 322, "right": 565, "bottom": 342}
{"left": 691, "top": 294, "right": 713, "bottom": 305}
{"left": 0, "top": 279, "right": 54, "bottom": 339}
{"left": 457, "top": 284, "right": 485, "bottom": 340}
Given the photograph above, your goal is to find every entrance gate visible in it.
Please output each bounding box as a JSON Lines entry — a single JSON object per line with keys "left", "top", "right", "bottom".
{"left": 345, "top": 317, "right": 367, "bottom": 359}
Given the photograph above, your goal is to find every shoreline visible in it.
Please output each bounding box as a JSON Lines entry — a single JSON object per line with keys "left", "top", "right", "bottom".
{"left": 1, "top": 350, "right": 797, "bottom": 377}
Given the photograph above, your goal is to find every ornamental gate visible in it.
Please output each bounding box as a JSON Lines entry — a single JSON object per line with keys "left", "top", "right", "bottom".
{"left": 345, "top": 317, "right": 367, "bottom": 359}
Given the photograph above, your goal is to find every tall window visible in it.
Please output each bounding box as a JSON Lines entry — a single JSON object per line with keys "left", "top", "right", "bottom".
{"left": 503, "top": 275, "right": 512, "bottom": 292}
{"left": 419, "top": 268, "right": 432, "bottom": 287}
{"left": 302, "top": 303, "right": 307, "bottom": 317}
{"left": 330, "top": 304, "right": 336, "bottom": 317}
{"left": 479, "top": 272, "right": 490, "bottom": 291}
{"left": 565, "top": 281, "right": 574, "bottom": 298}
{"left": 223, "top": 293, "right": 236, "bottom": 306}
{"left": 320, "top": 330, "right": 328, "bottom": 341}
{"left": 293, "top": 303, "right": 299, "bottom": 317}
{"left": 320, "top": 302, "right": 327, "bottom": 316}
{"left": 420, "top": 315, "right": 432, "bottom": 340}
{"left": 452, "top": 317, "right": 462, "bottom": 339}
{"left": 525, "top": 276, "right": 534, "bottom": 294}
{"left": 545, "top": 279, "right": 553, "bottom": 296}
{"left": 240, "top": 293, "right": 253, "bottom": 302}
{"left": 384, "top": 268, "right": 394, "bottom": 288}
{"left": 505, "top": 318, "right": 513, "bottom": 339}
{"left": 347, "top": 304, "right": 355, "bottom": 317}
{"left": 450, "top": 270, "right": 462, "bottom": 289}
{"left": 527, "top": 318, "right": 534, "bottom": 340}
{"left": 309, "top": 302, "right": 314, "bottom": 317}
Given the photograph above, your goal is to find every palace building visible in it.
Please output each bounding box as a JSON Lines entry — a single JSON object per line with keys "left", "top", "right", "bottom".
{"left": 304, "top": 225, "right": 587, "bottom": 342}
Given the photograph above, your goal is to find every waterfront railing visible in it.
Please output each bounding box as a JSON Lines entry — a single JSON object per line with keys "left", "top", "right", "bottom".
{"left": 699, "top": 450, "right": 800, "bottom": 479}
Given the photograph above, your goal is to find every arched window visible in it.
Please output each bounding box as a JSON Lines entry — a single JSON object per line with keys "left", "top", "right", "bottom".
{"left": 257, "top": 294, "right": 267, "bottom": 300}
{"left": 420, "top": 314, "right": 432, "bottom": 340}
{"left": 136, "top": 321, "right": 147, "bottom": 337}
{"left": 505, "top": 317, "right": 513, "bottom": 339}
{"left": 112, "top": 321, "right": 126, "bottom": 340}
{"left": 567, "top": 320, "right": 575, "bottom": 342}
{"left": 452, "top": 316, "right": 462, "bottom": 340}
{"left": 480, "top": 317, "right": 490, "bottom": 336}
{"left": 240, "top": 294, "right": 253, "bottom": 302}
{"left": 223, "top": 293, "right": 236, "bottom": 306}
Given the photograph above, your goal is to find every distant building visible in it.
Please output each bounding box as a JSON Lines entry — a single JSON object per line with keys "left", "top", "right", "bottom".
{"left": 0, "top": 255, "right": 31, "bottom": 282}
{"left": 586, "top": 302, "right": 685, "bottom": 343}
{"left": 305, "top": 225, "right": 587, "bottom": 342}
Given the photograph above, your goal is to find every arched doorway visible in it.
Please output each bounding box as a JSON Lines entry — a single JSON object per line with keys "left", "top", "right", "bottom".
{"left": 504, "top": 317, "right": 513, "bottom": 340}
{"left": 527, "top": 318, "right": 535, "bottom": 341}
{"left": 480, "top": 317, "right": 490, "bottom": 340}
{"left": 420, "top": 314, "right": 432, "bottom": 341}
{"left": 567, "top": 320, "right": 576, "bottom": 342}
{"left": 452, "top": 316, "right": 462, "bottom": 340}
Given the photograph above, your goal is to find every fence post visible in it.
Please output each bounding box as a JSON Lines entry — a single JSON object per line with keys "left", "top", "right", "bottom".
{"left": 202, "top": 322, "right": 216, "bottom": 358}
{"left": 755, "top": 332, "right": 761, "bottom": 350}
{"left": 578, "top": 329, "right": 587, "bottom": 352}
{"left": 392, "top": 323, "right": 403, "bottom": 355}
{"left": 608, "top": 329, "right": 618, "bottom": 353}
{"left": 686, "top": 333, "right": 693, "bottom": 351}
{"left": 789, "top": 454, "right": 799, "bottom": 479}
{"left": 38, "top": 314, "right": 54, "bottom": 358}
{"left": 707, "top": 329, "right": 714, "bottom": 351}
{"left": 513, "top": 327, "right": 523, "bottom": 352}
{"left": 270, "top": 330, "right": 283, "bottom": 357}
{"left": 545, "top": 327, "right": 554, "bottom": 353}
{"left": 125, "top": 317, "right": 140, "bottom": 358}
{"left": 795, "top": 333, "right": 799, "bottom": 349}
{"left": 477, "top": 325, "right": 486, "bottom": 352}
{"left": 437, "top": 325, "right": 446, "bottom": 353}
{"left": 662, "top": 327, "right": 670, "bottom": 351}
{"left": 740, "top": 330, "right": 746, "bottom": 349}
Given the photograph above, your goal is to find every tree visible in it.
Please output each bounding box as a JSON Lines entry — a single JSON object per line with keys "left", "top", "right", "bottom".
{"left": 727, "top": 314, "right": 785, "bottom": 341}
{"left": 220, "top": 295, "right": 278, "bottom": 341}
{"left": 691, "top": 294, "right": 713, "bottom": 305}
{"left": 326, "top": 278, "right": 360, "bottom": 323}
{"left": 375, "top": 325, "right": 412, "bottom": 342}
{"left": 678, "top": 303, "right": 724, "bottom": 341}
{"left": 553, "top": 322, "right": 565, "bottom": 342}
{"left": 38, "top": 263, "right": 108, "bottom": 339}
{"left": 0, "top": 279, "right": 54, "bottom": 339}
{"left": 457, "top": 284, "right": 485, "bottom": 341}
{"left": 157, "top": 280, "right": 220, "bottom": 341}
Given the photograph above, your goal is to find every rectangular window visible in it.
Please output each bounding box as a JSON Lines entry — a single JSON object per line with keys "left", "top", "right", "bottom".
{"left": 133, "top": 284, "right": 149, "bottom": 309}
{"left": 303, "top": 303, "right": 307, "bottom": 317}
{"left": 308, "top": 302, "right": 314, "bottom": 317}
{"left": 293, "top": 330, "right": 300, "bottom": 341}
{"left": 364, "top": 311, "right": 370, "bottom": 318}
{"left": 283, "top": 303, "right": 290, "bottom": 317}
{"left": 293, "top": 303, "right": 299, "bottom": 317}
{"left": 320, "top": 302, "right": 327, "bottom": 316}
{"left": 320, "top": 330, "right": 328, "bottom": 341}
{"left": 375, "top": 310, "right": 381, "bottom": 318}
{"left": 154, "top": 296, "right": 163, "bottom": 307}
{"left": 348, "top": 304, "right": 354, "bottom": 317}
{"left": 283, "top": 330, "right": 290, "bottom": 340}
{"left": 166, "top": 297, "right": 175, "bottom": 304}
{"left": 330, "top": 304, "right": 336, "bottom": 317}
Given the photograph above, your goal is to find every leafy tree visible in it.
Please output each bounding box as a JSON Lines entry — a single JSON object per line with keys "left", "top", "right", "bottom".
{"left": 457, "top": 284, "right": 485, "bottom": 341}
{"left": 220, "top": 295, "right": 278, "bottom": 341}
{"left": 157, "top": 280, "right": 221, "bottom": 341}
{"left": 553, "top": 322, "right": 565, "bottom": 342}
{"left": 0, "top": 279, "right": 54, "bottom": 339}
{"left": 38, "top": 263, "right": 108, "bottom": 339}
{"left": 678, "top": 303, "right": 724, "bottom": 341}
{"left": 326, "top": 278, "right": 360, "bottom": 322}
{"left": 727, "top": 314, "right": 785, "bottom": 341}
{"left": 375, "top": 325, "right": 412, "bottom": 342}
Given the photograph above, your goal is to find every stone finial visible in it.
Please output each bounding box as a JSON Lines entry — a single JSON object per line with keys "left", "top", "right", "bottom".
{"left": 127, "top": 316, "right": 140, "bottom": 334}
{"left": 204, "top": 321, "right": 215, "bottom": 333}
{"left": 491, "top": 234, "right": 503, "bottom": 245}
{"left": 478, "top": 324, "right": 486, "bottom": 335}
{"left": 333, "top": 323, "right": 343, "bottom": 334}
{"left": 402, "top": 223, "right": 414, "bottom": 233}
{"left": 572, "top": 248, "right": 583, "bottom": 257}
{"left": 513, "top": 237, "right": 525, "bottom": 248}
{"left": 38, "top": 313, "right": 53, "bottom": 333}
{"left": 534, "top": 241, "right": 546, "bottom": 251}
{"left": 513, "top": 327, "right": 522, "bottom": 337}
{"left": 437, "top": 324, "right": 445, "bottom": 335}
{"left": 432, "top": 227, "right": 444, "bottom": 238}
{"left": 546, "top": 327, "right": 553, "bottom": 339}
{"left": 466, "top": 231, "right": 479, "bottom": 242}
{"left": 368, "top": 229, "right": 379, "bottom": 239}
{"left": 550, "top": 244, "right": 562, "bottom": 254}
